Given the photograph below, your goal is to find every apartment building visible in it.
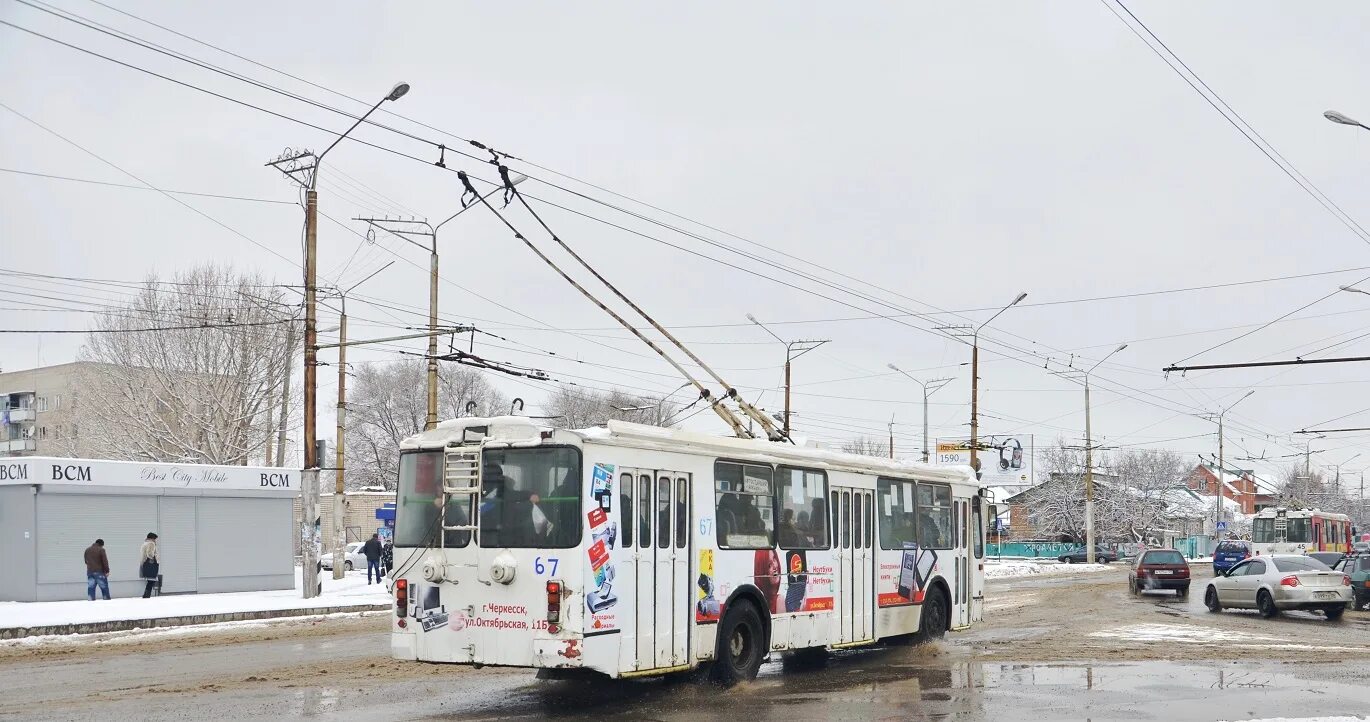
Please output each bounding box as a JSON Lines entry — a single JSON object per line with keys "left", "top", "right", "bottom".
{"left": 0, "top": 362, "right": 91, "bottom": 457}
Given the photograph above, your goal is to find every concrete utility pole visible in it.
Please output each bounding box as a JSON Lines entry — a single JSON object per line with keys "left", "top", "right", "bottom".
{"left": 1209, "top": 390, "right": 1255, "bottom": 548}
{"left": 887, "top": 364, "right": 953, "bottom": 463}
{"left": 745, "top": 313, "right": 828, "bottom": 439}
{"left": 969, "top": 292, "right": 1027, "bottom": 475}
{"left": 889, "top": 414, "right": 895, "bottom": 460}
{"left": 356, "top": 178, "right": 524, "bottom": 431}
{"left": 334, "top": 304, "right": 347, "bottom": 579}
{"left": 267, "top": 81, "right": 409, "bottom": 599}
{"left": 1081, "top": 343, "right": 1127, "bottom": 564}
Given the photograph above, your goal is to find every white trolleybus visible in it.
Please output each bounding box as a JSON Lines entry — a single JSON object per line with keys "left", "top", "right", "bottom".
{"left": 388, "top": 416, "right": 987, "bottom": 684}
{"left": 1251, "top": 507, "right": 1353, "bottom": 556}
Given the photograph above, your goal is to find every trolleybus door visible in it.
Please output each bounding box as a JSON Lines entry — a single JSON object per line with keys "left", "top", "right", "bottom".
{"left": 623, "top": 467, "right": 689, "bottom": 671}
{"left": 654, "top": 471, "right": 690, "bottom": 669}
{"left": 952, "top": 499, "right": 969, "bottom": 628}
{"left": 833, "top": 487, "right": 874, "bottom": 644}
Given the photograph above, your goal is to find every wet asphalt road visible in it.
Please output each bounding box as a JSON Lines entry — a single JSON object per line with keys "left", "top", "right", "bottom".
{"left": 6, "top": 570, "right": 1369, "bottom": 721}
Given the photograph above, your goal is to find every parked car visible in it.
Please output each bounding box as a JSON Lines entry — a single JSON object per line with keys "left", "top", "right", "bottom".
{"left": 1212, "top": 539, "right": 1251, "bottom": 576}
{"left": 1058, "top": 547, "right": 1118, "bottom": 564}
{"left": 1204, "top": 554, "right": 1351, "bottom": 620}
{"left": 320, "top": 542, "right": 366, "bottom": 571}
{"left": 1306, "top": 551, "right": 1345, "bottom": 569}
{"left": 1130, "top": 548, "right": 1191, "bottom": 597}
{"left": 1333, "top": 555, "right": 1370, "bottom": 611}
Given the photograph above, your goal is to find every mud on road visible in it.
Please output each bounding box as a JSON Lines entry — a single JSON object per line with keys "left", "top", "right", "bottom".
{"left": 3, "top": 565, "right": 1368, "bottom": 720}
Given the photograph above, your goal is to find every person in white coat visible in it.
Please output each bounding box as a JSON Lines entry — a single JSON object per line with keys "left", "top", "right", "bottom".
{"left": 139, "top": 532, "right": 160, "bottom": 598}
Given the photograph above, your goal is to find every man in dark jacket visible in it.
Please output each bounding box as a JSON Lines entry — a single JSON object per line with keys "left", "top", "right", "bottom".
{"left": 84, "top": 539, "right": 111, "bottom": 600}
{"left": 361, "top": 534, "right": 384, "bottom": 584}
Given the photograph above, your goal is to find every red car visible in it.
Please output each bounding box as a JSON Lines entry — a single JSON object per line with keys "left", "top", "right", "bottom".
{"left": 1129, "top": 548, "right": 1191, "bottom": 598}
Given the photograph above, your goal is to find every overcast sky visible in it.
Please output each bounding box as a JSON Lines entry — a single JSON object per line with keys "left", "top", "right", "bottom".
{"left": 3, "top": 1, "right": 1370, "bottom": 483}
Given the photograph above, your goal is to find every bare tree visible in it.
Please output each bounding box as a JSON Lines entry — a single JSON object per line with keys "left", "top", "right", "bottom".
{"left": 1111, "top": 449, "right": 1188, "bottom": 543}
{"left": 541, "top": 385, "right": 680, "bottom": 429}
{"left": 841, "top": 436, "right": 890, "bottom": 458}
{"left": 75, "top": 264, "right": 298, "bottom": 464}
{"left": 344, "top": 360, "right": 507, "bottom": 490}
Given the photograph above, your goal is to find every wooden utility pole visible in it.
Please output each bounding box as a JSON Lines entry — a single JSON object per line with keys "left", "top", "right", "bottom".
{"left": 301, "top": 187, "right": 321, "bottom": 598}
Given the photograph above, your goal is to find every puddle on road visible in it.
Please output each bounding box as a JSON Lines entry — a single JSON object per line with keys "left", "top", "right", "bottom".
{"left": 409, "top": 650, "right": 1370, "bottom": 721}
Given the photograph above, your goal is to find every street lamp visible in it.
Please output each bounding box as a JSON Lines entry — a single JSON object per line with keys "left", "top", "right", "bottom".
{"left": 1083, "top": 343, "right": 1127, "bottom": 564}
{"left": 269, "top": 81, "right": 409, "bottom": 601}
{"left": 887, "top": 363, "right": 953, "bottom": 463}
{"left": 1325, "top": 110, "right": 1370, "bottom": 130}
{"left": 969, "top": 292, "right": 1027, "bottom": 475}
{"left": 746, "top": 313, "right": 829, "bottom": 439}
{"left": 358, "top": 174, "right": 526, "bottom": 432}
{"left": 1210, "top": 390, "right": 1255, "bottom": 546}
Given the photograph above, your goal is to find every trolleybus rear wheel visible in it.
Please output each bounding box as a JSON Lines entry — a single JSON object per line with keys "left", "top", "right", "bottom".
{"left": 711, "top": 601, "right": 764, "bottom": 685}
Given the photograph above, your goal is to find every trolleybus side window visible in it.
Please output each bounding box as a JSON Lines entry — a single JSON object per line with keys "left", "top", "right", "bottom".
{"left": 714, "top": 461, "right": 775, "bottom": 549}
{"left": 776, "top": 466, "right": 828, "bottom": 549}
{"left": 973, "top": 501, "right": 984, "bottom": 559}
{"left": 477, "top": 446, "right": 581, "bottom": 549}
{"left": 620, "top": 473, "right": 634, "bottom": 547}
{"left": 658, "top": 477, "right": 672, "bottom": 549}
{"left": 917, "top": 483, "right": 953, "bottom": 550}
{"left": 638, "top": 475, "right": 651, "bottom": 548}
{"left": 841, "top": 492, "right": 852, "bottom": 548}
{"left": 865, "top": 494, "right": 873, "bottom": 548}
{"left": 876, "top": 478, "right": 917, "bottom": 550}
{"left": 396, "top": 450, "right": 470, "bottom": 548}
{"left": 675, "top": 477, "right": 688, "bottom": 549}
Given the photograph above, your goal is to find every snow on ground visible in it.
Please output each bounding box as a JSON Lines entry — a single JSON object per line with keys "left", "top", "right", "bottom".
{"left": 1, "top": 610, "right": 388, "bottom": 648}
{"left": 1090, "top": 624, "right": 1370, "bottom": 653}
{"left": 984, "top": 561, "right": 1111, "bottom": 579}
{"left": 0, "top": 568, "right": 389, "bottom": 631}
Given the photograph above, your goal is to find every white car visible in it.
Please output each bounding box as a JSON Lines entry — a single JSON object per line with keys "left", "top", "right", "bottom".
{"left": 320, "top": 542, "right": 367, "bottom": 571}
{"left": 1204, "top": 554, "right": 1352, "bottom": 620}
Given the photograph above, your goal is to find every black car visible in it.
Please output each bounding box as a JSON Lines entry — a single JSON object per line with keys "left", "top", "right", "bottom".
{"left": 1058, "top": 547, "right": 1117, "bottom": 564}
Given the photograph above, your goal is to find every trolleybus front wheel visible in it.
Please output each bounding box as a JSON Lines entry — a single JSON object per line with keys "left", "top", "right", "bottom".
{"left": 913, "top": 587, "right": 948, "bottom": 643}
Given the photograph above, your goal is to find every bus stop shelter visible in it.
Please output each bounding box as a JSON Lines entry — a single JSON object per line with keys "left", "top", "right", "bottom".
{"left": 0, "top": 457, "right": 297, "bottom": 602}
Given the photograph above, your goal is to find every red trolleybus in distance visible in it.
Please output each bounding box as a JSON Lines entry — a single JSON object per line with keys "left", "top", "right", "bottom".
{"left": 1251, "top": 507, "right": 1353, "bottom": 556}
{"left": 388, "top": 417, "right": 987, "bottom": 684}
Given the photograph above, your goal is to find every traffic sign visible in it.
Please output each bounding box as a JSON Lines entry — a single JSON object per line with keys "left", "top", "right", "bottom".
{"left": 1216, "top": 521, "right": 1227, "bottom": 532}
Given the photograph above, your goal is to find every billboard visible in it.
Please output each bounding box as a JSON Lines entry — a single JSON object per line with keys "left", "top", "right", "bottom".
{"left": 933, "top": 435, "right": 1033, "bottom": 484}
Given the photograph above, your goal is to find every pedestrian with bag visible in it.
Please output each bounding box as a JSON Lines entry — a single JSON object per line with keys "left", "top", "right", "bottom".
{"left": 139, "top": 532, "right": 160, "bottom": 598}
{"left": 361, "top": 533, "right": 384, "bottom": 584}
{"left": 84, "top": 538, "right": 111, "bottom": 601}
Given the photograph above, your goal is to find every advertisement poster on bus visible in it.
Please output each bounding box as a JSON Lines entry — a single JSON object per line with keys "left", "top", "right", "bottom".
{"left": 782, "top": 550, "right": 834, "bottom": 613}
{"left": 934, "top": 435, "right": 1033, "bottom": 484}
{"left": 586, "top": 503, "right": 619, "bottom": 631}
{"left": 878, "top": 544, "right": 938, "bottom": 607}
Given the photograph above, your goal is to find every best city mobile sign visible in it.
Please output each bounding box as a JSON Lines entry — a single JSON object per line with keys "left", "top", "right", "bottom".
{"left": 0, "top": 456, "right": 295, "bottom": 492}
{"left": 933, "top": 435, "right": 1033, "bottom": 484}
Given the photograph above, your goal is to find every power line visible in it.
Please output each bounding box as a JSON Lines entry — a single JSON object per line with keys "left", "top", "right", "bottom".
{"left": 0, "top": 167, "right": 295, "bottom": 204}
{"left": 1101, "top": 0, "right": 1370, "bottom": 246}
{"left": 0, "top": 319, "right": 293, "bottom": 334}
{"left": 0, "top": 100, "right": 299, "bottom": 267}
{"left": 3, "top": 9, "right": 1316, "bottom": 453}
